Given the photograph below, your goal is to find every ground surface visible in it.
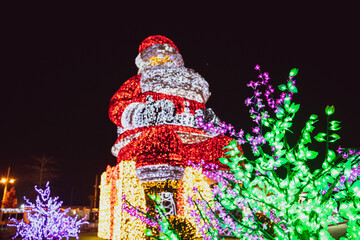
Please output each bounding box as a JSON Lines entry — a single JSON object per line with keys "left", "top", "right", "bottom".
{"left": 71, "top": 231, "right": 101, "bottom": 240}
{"left": 0, "top": 224, "right": 348, "bottom": 239}
{"left": 73, "top": 224, "right": 348, "bottom": 239}
{"left": 0, "top": 229, "right": 101, "bottom": 239}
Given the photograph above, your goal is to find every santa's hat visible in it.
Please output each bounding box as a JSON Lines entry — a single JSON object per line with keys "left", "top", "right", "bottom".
{"left": 138, "top": 35, "right": 179, "bottom": 53}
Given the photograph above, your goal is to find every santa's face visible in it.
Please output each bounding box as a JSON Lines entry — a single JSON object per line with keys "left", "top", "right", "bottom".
{"left": 135, "top": 44, "right": 184, "bottom": 73}
{"left": 143, "top": 44, "right": 176, "bottom": 64}
{"left": 149, "top": 54, "right": 171, "bottom": 66}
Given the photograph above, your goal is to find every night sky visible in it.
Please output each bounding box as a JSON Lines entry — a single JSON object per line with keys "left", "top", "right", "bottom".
{"left": 1, "top": 4, "right": 359, "bottom": 206}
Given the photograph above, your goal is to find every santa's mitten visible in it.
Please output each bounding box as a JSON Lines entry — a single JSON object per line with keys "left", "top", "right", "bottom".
{"left": 195, "top": 108, "right": 222, "bottom": 134}
{"left": 121, "top": 95, "right": 177, "bottom": 129}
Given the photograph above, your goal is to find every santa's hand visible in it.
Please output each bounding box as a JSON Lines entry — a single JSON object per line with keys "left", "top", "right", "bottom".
{"left": 121, "top": 98, "right": 176, "bottom": 129}
{"left": 195, "top": 108, "right": 221, "bottom": 126}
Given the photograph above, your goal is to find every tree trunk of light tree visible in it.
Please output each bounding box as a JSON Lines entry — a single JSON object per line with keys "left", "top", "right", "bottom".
{"left": 25, "top": 154, "right": 59, "bottom": 191}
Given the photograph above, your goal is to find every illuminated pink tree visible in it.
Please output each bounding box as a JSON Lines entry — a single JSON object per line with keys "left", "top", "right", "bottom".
{"left": 8, "top": 182, "right": 88, "bottom": 240}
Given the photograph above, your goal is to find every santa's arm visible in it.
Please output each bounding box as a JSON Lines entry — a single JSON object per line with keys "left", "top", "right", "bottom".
{"left": 109, "top": 75, "right": 142, "bottom": 127}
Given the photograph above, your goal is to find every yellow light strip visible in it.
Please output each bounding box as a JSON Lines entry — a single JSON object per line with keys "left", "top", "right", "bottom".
{"left": 115, "top": 161, "right": 147, "bottom": 240}
{"left": 98, "top": 161, "right": 147, "bottom": 240}
{"left": 181, "top": 166, "right": 213, "bottom": 237}
{"left": 98, "top": 172, "right": 111, "bottom": 239}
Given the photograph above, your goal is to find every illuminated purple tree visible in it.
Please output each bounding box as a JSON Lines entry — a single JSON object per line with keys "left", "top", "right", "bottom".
{"left": 8, "top": 182, "right": 88, "bottom": 240}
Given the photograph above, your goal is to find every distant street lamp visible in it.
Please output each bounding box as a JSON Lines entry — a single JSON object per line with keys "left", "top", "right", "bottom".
{"left": 1, "top": 167, "right": 16, "bottom": 208}
{"left": 1, "top": 178, "right": 15, "bottom": 184}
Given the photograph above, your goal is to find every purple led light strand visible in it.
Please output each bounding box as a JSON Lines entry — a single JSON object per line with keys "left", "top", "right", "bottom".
{"left": 121, "top": 195, "right": 159, "bottom": 228}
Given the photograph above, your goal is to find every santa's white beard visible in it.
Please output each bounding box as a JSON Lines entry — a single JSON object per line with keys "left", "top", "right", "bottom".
{"left": 140, "top": 66, "right": 210, "bottom": 103}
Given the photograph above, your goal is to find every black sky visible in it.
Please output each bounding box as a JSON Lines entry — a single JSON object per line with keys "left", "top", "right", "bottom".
{"left": 1, "top": 4, "right": 359, "bottom": 205}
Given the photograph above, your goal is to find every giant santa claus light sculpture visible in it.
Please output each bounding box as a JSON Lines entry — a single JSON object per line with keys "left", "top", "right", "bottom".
{"left": 98, "top": 35, "right": 241, "bottom": 240}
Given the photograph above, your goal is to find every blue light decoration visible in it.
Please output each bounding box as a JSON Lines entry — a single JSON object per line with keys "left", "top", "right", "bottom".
{"left": 8, "top": 182, "right": 88, "bottom": 240}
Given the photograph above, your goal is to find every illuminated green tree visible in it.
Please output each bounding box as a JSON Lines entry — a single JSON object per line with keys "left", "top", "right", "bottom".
{"left": 191, "top": 66, "right": 360, "bottom": 239}
{"left": 124, "top": 66, "right": 360, "bottom": 239}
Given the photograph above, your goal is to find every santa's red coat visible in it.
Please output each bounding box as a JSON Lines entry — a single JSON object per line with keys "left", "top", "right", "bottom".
{"left": 109, "top": 75, "right": 242, "bottom": 169}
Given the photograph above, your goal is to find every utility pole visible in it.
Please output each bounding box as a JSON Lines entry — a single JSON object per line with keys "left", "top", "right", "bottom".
{"left": 93, "top": 175, "right": 98, "bottom": 209}
{"left": 1, "top": 167, "right": 11, "bottom": 208}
